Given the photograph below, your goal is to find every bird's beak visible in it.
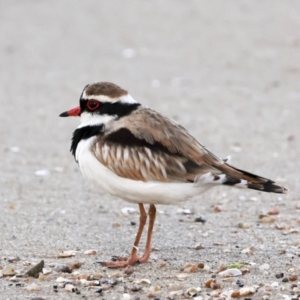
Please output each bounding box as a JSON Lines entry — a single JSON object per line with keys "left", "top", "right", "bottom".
{"left": 59, "top": 106, "right": 81, "bottom": 117}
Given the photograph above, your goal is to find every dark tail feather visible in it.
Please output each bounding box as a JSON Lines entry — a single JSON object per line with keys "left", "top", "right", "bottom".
{"left": 222, "top": 164, "right": 288, "bottom": 194}
{"left": 247, "top": 179, "right": 288, "bottom": 194}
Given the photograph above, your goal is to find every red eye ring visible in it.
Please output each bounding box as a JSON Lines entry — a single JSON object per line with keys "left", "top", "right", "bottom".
{"left": 86, "top": 100, "right": 100, "bottom": 111}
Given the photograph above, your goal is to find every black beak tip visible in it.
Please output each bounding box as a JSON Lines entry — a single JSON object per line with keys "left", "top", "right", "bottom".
{"left": 59, "top": 111, "right": 69, "bottom": 117}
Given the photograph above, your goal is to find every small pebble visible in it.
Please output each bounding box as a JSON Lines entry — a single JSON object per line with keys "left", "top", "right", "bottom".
{"left": 211, "top": 282, "right": 221, "bottom": 289}
{"left": 194, "top": 216, "right": 206, "bottom": 223}
{"left": 239, "top": 286, "right": 255, "bottom": 296}
{"left": 271, "top": 281, "right": 279, "bottom": 287}
{"left": 236, "top": 280, "right": 244, "bottom": 287}
{"left": 241, "top": 246, "right": 254, "bottom": 254}
{"left": 54, "top": 264, "right": 72, "bottom": 273}
{"left": 56, "top": 277, "right": 71, "bottom": 283}
{"left": 237, "top": 222, "right": 250, "bottom": 229}
{"left": 275, "top": 273, "right": 284, "bottom": 279}
{"left": 183, "top": 264, "right": 197, "bottom": 273}
{"left": 259, "top": 263, "right": 270, "bottom": 270}
{"left": 26, "top": 260, "right": 44, "bottom": 278}
{"left": 109, "top": 278, "right": 118, "bottom": 286}
{"left": 289, "top": 275, "right": 298, "bottom": 281}
{"left": 260, "top": 216, "right": 276, "bottom": 223}
{"left": 58, "top": 250, "right": 76, "bottom": 258}
{"left": 2, "top": 266, "right": 16, "bottom": 276}
{"left": 35, "top": 169, "right": 49, "bottom": 176}
{"left": 186, "top": 287, "right": 201, "bottom": 296}
{"left": 268, "top": 208, "right": 280, "bottom": 215}
{"left": 7, "top": 256, "right": 20, "bottom": 263}
{"left": 177, "top": 208, "right": 192, "bottom": 215}
{"left": 124, "top": 266, "right": 134, "bottom": 275}
{"left": 282, "top": 277, "right": 289, "bottom": 282}
{"left": 87, "top": 280, "right": 101, "bottom": 286}
{"left": 195, "top": 244, "right": 205, "bottom": 250}
{"left": 95, "top": 288, "right": 102, "bottom": 294}
{"left": 131, "top": 285, "right": 142, "bottom": 292}
{"left": 147, "top": 285, "right": 161, "bottom": 298}
{"left": 65, "top": 284, "right": 75, "bottom": 292}
{"left": 205, "top": 278, "right": 220, "bottom": 289}
{"left": 198, "top": 263, "right": 204, "bottom": 269}
{"left": 213, "top": 205, "right": 222, "bottom": 212}
{"left": 121, "top": 207, "right": 137, "bottom": 215}
{"left": 219, "top": 268, "right": 242, "bottom": 277}
{"left": 176, "top": 273, "right": 189, "bottom": 281}
{"left": 77, "top": 274, "right": 90, "bottom": 280}
{"left": 84, "top": 249, "right": 97, "bottom": 255}
{"left": 231, "top": 291, "right": 240, "bottom": 298}
{"left": 134, "top": 278, "right": 151, "bottom": 285}
{"left": 67, "top": 262, "right": 82, "bottom": 269}
{"left": 9, "top": 276, "right": 19, "bottom": 282}
{"left": 42, "top": 268, "right": 51, "bottom": 275}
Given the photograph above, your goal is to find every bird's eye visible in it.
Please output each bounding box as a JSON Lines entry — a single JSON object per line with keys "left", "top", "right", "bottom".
{"left": 86, "top": 100, "right": 100, "bottom": 111}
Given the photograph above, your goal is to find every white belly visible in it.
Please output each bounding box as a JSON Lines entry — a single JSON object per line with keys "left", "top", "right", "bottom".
{"left": 75, "top": 137, "right": 213, "bottom": 205}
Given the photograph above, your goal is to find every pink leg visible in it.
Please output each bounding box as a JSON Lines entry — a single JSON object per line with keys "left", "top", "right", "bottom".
{"left": 100, "top": 203, "right": 147, "bottom": 268}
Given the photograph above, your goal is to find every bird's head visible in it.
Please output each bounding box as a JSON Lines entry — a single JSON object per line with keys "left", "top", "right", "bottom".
{"left": 59, "top": 82, "right": 139, "bottom": 127}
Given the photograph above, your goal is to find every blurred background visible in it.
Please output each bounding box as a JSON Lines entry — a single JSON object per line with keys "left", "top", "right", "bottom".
{"left": 0, "top": 1, "right": 300, "bottom": 297}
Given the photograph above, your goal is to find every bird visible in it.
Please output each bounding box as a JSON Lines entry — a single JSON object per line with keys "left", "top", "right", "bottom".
{"left": 59, "top": 82, "right": 288, "bottom": 268}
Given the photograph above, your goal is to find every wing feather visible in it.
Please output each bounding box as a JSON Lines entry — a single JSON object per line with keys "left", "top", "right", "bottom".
{"left": 90, "top": 107, "right": 225, "bottom": 182}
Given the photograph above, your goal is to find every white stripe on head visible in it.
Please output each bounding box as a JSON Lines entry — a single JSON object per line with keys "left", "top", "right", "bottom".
{"left": 78, "top": 111, "right": 116, "bottom": 128}
{"left": 82, "top": 93, "right": 114, "bottom": 102}
{"left": 82, "top": 90, "right": 138, "bottom": 104}
{"left": 119, "top": 94, "right": 138, "bottom": 104}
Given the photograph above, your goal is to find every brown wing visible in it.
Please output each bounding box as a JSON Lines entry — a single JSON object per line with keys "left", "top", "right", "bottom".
{"left": 91, "top": 107, "right": 223, "bottom": 182}
{"left": 113, "top": 107, "right": 221, "bottom": 165}
{"left": 90, "top": 107, "right": 287, "bottom": 193}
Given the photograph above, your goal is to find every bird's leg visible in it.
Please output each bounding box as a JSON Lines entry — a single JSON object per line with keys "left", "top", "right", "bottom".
{"left": 100, "top": 203, "right": 147, "bottom": 268}
{"left": 125, "top": 203, "right": 147, "bottom": 264}
{"left": 138, "top": 204, "right": 156, "bottom": 263}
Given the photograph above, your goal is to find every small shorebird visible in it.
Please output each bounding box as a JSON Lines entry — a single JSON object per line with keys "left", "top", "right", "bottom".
{"left": 60, "top": 82, "right": 287, "bottom": 268}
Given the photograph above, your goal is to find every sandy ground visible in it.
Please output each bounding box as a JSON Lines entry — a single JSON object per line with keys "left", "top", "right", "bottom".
{"left": 1, "top": 1, "right": 300, "bottom": 299}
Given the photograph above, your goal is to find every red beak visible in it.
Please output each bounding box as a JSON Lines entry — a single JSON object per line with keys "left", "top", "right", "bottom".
{"left": 59, "top": 106, "right": 81, "bottom": 117}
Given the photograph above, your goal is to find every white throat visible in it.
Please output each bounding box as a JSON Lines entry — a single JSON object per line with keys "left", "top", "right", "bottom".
{"left": 78, "top": 112, "right": 116, "bottom": 128}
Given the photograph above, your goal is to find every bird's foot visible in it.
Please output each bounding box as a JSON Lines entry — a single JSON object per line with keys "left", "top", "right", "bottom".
{"left": 98, "top": 254, "right": 149, "bottom": 268}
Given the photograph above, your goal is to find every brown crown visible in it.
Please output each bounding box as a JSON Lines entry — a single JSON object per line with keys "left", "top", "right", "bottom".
{"left": 84, "top": 82, "right": 128, "bottom": 98}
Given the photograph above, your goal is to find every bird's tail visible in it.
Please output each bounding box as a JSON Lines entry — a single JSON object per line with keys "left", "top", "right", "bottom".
{"left": 219, "top": 163, "right": 288, "bottom": 194}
